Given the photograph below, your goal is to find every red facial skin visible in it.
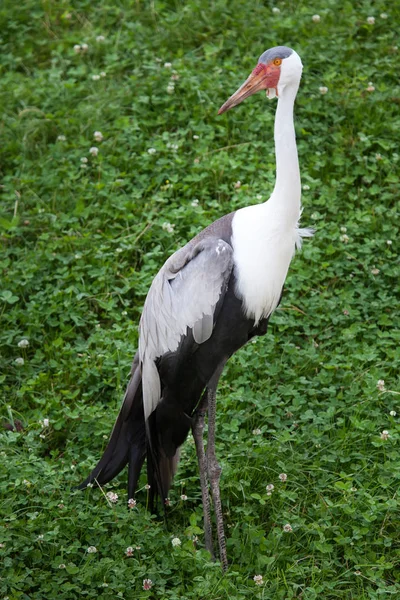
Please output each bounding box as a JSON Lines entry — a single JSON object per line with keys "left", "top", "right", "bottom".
{"left": 218, "top": 61, "right": 281, "bottom": 114}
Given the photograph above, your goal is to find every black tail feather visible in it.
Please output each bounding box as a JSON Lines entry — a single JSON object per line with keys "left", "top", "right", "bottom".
{"left": 78, "top": 354, "right": 146, "bottom": 492}
{"left": 78, "top": 353, "right": 187, "bottom": 508}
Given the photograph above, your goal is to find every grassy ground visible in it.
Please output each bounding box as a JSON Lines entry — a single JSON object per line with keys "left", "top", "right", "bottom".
{"left": 1, "top": 0, "right": 399, "bottom": 598}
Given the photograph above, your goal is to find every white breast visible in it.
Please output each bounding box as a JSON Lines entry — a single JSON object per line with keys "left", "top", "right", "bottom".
{"left": 231, "top": 202, "right": 300, "bottom": 323}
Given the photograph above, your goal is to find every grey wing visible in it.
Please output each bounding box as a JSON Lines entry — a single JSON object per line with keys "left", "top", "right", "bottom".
{"left": 139, "top": 237, "right": 234, "bottom": 420}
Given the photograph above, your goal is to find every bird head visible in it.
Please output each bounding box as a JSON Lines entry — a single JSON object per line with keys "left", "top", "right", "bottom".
{"left": 218, "top": 46, "right": 302, "bottom": 114}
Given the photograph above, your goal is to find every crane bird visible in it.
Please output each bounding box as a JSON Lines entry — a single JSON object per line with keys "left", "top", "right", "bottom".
{"left": 79, "top": 45, "right": 312, "bottom": 570}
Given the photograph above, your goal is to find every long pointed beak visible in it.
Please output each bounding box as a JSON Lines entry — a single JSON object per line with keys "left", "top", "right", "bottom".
{"left": 218, "top": 65, "right": 270, "bottom": 115}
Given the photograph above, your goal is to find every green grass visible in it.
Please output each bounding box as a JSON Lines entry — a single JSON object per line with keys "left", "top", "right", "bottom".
{"left": 1, "top": 0, "right": 399, "bottom": 598}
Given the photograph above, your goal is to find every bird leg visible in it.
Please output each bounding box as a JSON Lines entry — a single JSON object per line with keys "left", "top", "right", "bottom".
{"left": 206, "top": 387, "right": 228, "bottom": 572}
{"left": 192, "top": 391, "right": 214, "bottom": 559}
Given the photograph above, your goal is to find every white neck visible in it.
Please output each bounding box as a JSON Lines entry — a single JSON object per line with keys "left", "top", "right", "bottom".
{"left": 267, "top": 83, "right": 301, "bottom": 224}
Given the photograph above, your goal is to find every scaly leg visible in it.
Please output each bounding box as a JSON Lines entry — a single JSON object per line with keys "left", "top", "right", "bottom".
{"left": 192, "top": 392, "right": 214, "bottom": 558}
{"left": 206, "top": 387, "right": 228, "bottom": 572}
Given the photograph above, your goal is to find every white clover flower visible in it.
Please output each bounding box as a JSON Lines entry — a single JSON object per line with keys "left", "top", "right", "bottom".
{"left": 354, "top": 570, "right": 362, "bottom": 576}
{"left": 312, "top": 14, "right": 321, "bottom": 22}
{"left": 380, "top": 430, "right": 390, "bottom": 440}
{"left": 89, "top": 147, "right": 99, "bottom": 156}
{"left": 167, "top": 84, "right": 175, "bottom": 94}
{"left": 96, "top": 35, "right": 106, "bottom": 42}
{"left": 106, "top": 491, "right": 118, "bottom": 503}
{"left": 128, "top": 498, "right": 137, "bottom": 508}
{"left": 81, "top": 157, "right": 88, "bottom": 163}
{"left": 100, "top": 71, "right": 106, "bottom": 77}
{"left": 94, "top": 131, "right": 104, "bottom": 142}
{"left": 191, "top": 199, "right": 199, "bottom": 207}
{"left": 377, "top": 379, "right": 385, "bottom": 391}
{"left": 252, "top": 428, "right": 262, "bottom": 435}
{"left": 380, "top": 13, "right": 388, "bottom": 19}
{"left": 340, "top": 226, "right": 347, "bottom": 233}
{"left": 81, "top": 43, "right": 89, "bottom": 52}
{"left": 116, "top": 247, "right": 123, "bottom": 253}
{"left": 272, "top": 7, "right": 280, "bottom": 14}
{"left": 162, "top": 222, "right": 175, "bottom": 234}
{"left": 18, "top": 339, "right": 29, "bottom": 348}
{"left": 92, "top": 74, "right": 100, "bottom": 81}
{"left": 144, "top": 483, "right": 151, "bottom": 490}
{"left": 73, "top": 44, "right": 81, "bottom": 53}
{"left": 256, "top": 194, "right": 263, "bottom": 200}
{"left": 279, "top": 473, "right": 288, "bottom": 482}
{"left": 125, "top": 546, "right": 134, "bottom": 557}
{"left": 340, "top": 234, "right": 349, "bottom": 243}
{"left": 37, "top": 534, "right": 44, "bottom": 540}
{"left": 319, "top": 86, "right": 328, "bottom": 95}
{"left": 15, "top": 357, "right": 24, "bottom": 366}
{"left": 87, "top": 546, "right": 97, "bottom": 553}
{"left": 58, "top": 563, "right": 66, "bottom": 569}
{"left": 147, "top": 148, "right": 157, "bottom": 154}
{"left": 283, "top": 523, "right": 293, "bottom": 532}
{"left": 171, "top": 537, "right": 181, "bottom": 547}
{"left": 371, "top": 267, "right": 380, "bottom": 275}
{"left": 164, "top": 498, "right": 171, "bottom": 506}
{"left": 143, "top": 579, "right": 153, "bottom": 591}
{"left": 57, "top": 135, "right": 66, "bottom": 142}
{"left": 86, "top": 482, "right": 93, "bottom": 488}
{"left": 367, "top": 16, "right": 375, "bottom": 24}
{"left": 164, "top": 62, "right": 172, "bottom": 68}
{"left": 302, "top": 184, "right": 310, "bottom": 191}
{"left": 366, "top": 82, "right": 375, "bottom": 92}
{"left": 389, "top": 410, "right": 396, "bottom": 417}
{"left": 266, "top": 484, "right": 274, "bottom": 492}
{"left": 180, "top": 494, "right": 188, "bottom": 501}
{"left": 193, "top": 134, "right": 199, "bottom": 139}
{"left": 254, "top": 574, "right": 264, "bottom": 585}
{"left": 234, "top": 180, "right": 241, "bottom": 189}
{"left": 171, "top": 73, "right": 179, "bottom": 81}
{"left": 43, "top": 418, "right": 49, "bottom": 428}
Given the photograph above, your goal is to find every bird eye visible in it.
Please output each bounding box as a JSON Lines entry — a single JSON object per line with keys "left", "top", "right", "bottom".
{"left": 273, "top": 58, "right": 282, "bottom": 66}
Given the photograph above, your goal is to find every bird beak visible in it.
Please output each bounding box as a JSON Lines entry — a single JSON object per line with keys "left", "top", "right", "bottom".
{"left": 218, "top": 64, "right": 274, "bottom": 114}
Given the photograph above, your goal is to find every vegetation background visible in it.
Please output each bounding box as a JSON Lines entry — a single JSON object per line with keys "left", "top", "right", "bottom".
{"left": 0, "top": 0, "right": 399, "bottom": 598}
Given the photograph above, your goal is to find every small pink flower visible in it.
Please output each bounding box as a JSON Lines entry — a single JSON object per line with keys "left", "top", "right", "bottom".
{"left": 106, "top": 491, "right": 118, "bottom": 504}
{"left": 143, "top": 579, "right": 153, "bottom": 590}
{"left": 128, "top": 498, "right": 136, "bottom": 509}
{"left": 377, "top": 379, "right": 385, "bottom": 392}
